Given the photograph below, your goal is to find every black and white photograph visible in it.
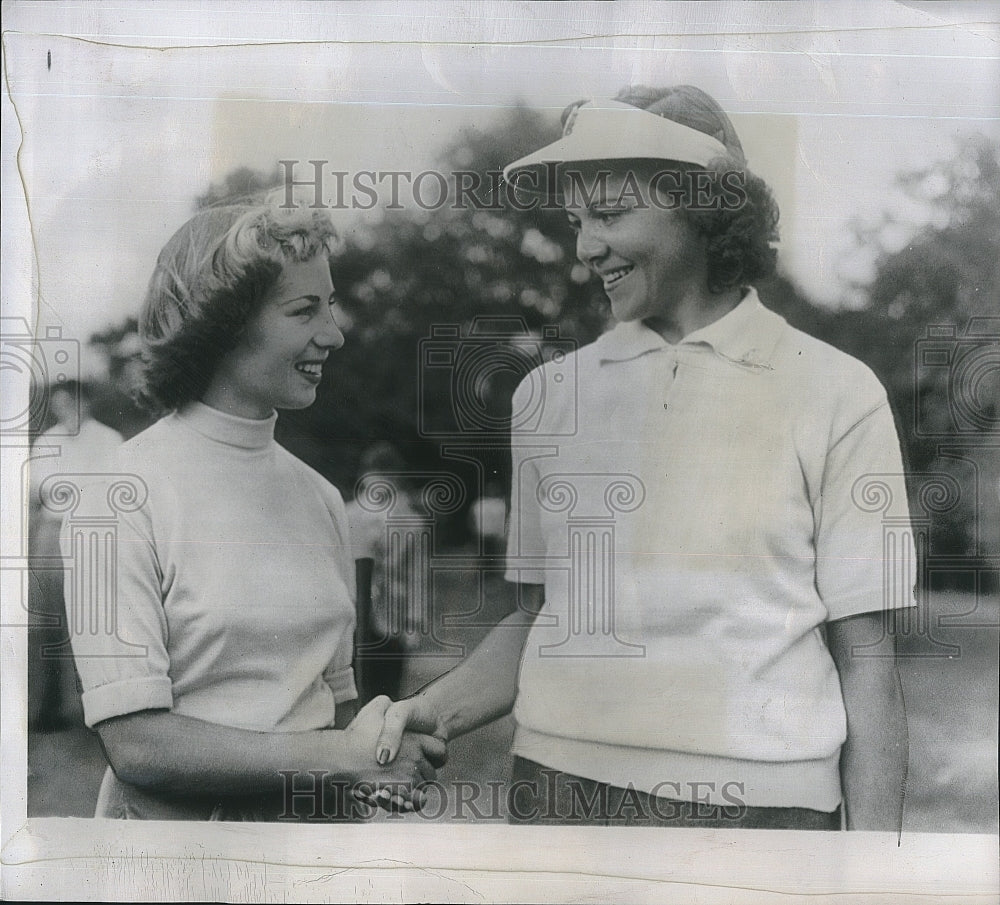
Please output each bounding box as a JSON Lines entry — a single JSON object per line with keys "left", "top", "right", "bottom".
{"left": 1, "top": 1, "right": 998, "bottom": 901}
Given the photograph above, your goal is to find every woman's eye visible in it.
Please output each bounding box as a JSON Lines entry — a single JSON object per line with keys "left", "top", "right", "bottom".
{"left": 598, "top": 210, "right": 623, "bottom": 223}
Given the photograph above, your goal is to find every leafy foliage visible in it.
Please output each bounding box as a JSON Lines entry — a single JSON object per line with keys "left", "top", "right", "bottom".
{"left": 821, "top": 136, "right": 1000, "bottom": 565}
{"left": 195, "top": 166, "right": 286, "bottom": 210}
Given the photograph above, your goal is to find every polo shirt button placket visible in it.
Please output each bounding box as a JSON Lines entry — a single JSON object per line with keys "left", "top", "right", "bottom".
{"left": 662, "top": 348, "right": 680, "bottom": 413}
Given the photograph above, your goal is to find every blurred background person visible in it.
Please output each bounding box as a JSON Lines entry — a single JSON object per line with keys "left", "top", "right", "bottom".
{"left": 468, "top": 476, "right": 508, "bottom": 560}
{"left": 347, "top": 442, "right": 429, "bottom": 703}
{"left": 28, "top": 380, "right": 123, "bottom": 731}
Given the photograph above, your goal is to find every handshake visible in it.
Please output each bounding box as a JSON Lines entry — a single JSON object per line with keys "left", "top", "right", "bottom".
{"left": 342, "top": 694, "right": 446, "bottom": 812}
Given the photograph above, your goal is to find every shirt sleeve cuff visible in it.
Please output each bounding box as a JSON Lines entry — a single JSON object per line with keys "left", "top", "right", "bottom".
{"left": 81, "top": 676, "right": 173, "bottom": 728}
{"left": 824, "top": 583, "right": 916, "bottom": 622}
{"left": 324, "top": 665, "right": 358, "bottom": 704}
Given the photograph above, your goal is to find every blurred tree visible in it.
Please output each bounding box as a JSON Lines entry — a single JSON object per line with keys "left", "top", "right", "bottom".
{"left": 825, "top": 134, "right": 1000, "bottom": 571}
{"left": 834, "top": 134, "right": 998, "bottom": 377}
{"left": 196, "top": 165, "right": 285, "bottom": 209}
{"left": 85, "top": 318, "right": 151, "bottom": 440}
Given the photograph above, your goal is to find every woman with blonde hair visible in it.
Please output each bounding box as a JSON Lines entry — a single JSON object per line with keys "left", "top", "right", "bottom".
{"left": 69, "top": 204, "right": 444, "bottom": 820}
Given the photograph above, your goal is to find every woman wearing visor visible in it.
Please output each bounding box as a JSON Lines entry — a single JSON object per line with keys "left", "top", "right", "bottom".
{"left": 376, "top": 85, "right": 913, "bottom": 830}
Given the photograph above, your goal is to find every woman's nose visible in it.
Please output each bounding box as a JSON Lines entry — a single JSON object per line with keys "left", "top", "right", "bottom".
{"left": 576, "top": 222, "right": 607, "bottom": 264}
{"left": 315, "top": 307, "right": 346, "bottom": 350}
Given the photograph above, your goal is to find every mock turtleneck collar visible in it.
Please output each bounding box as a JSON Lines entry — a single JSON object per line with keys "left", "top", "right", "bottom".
{"left": 176, "top": 401, "right": 277, "bottom": 450}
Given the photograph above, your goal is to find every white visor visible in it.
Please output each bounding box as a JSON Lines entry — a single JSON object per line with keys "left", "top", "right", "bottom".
{"left": 502, "top": 99, "right": 732, "bottom": 198}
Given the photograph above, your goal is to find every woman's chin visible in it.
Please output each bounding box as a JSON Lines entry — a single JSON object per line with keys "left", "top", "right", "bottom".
{"left": 610, "top": 301, "right": 641, "bottom": 323}
{"left": 280, "top": 388, "right": 320, "bottom": 411}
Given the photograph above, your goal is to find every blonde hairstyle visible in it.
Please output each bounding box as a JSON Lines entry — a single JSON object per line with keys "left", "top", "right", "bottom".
{"left": 138, "top": 205, "right": 337, "bottom": 412}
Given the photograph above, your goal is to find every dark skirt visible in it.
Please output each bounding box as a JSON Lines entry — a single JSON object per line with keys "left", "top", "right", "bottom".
{"left": 508, "top": 757, "right": 842, "bottom": 829}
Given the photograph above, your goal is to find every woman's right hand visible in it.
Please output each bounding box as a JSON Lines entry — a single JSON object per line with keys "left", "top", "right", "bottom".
{"left": 373, "top": 694, "right": 448, "bottom": 766}
{"left": 341, "top": 696, "right": 446, "bottom": 808}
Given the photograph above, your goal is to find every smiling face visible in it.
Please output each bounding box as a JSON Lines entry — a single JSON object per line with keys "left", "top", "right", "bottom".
{"left": 203, "top": 254, "right": 345, "bottom": 419}
{"left": 563, "top": 163, "right": 709, "bottom": 330}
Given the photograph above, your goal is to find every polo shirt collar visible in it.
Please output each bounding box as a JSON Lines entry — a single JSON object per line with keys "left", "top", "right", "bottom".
{"left": 595, "top": 287, "right": 784, "bottom": 369}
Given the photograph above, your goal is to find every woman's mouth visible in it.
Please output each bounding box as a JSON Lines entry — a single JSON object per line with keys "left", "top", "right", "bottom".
{"left": 602, "top": 265, "right": 634, "bottom": 291}
{"left": 295, "top": 361, "right": 324, "bottom": 383}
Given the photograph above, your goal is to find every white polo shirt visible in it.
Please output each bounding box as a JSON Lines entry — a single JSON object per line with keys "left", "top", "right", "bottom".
{"left": 504, "top": 290, "right": 914, "bottom": 809}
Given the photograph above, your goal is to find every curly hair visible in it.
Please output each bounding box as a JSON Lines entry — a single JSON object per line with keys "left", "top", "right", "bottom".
{"left": 138, "top": 205, "right": 338, "bottom": 413}
{"left": 579, "top": 84, "right": 780, "bottom": 293}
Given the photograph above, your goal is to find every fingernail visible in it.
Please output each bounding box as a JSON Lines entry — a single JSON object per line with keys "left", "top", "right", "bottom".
{"left": 377, "top": 747, "right": 389, "bottom": 765}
